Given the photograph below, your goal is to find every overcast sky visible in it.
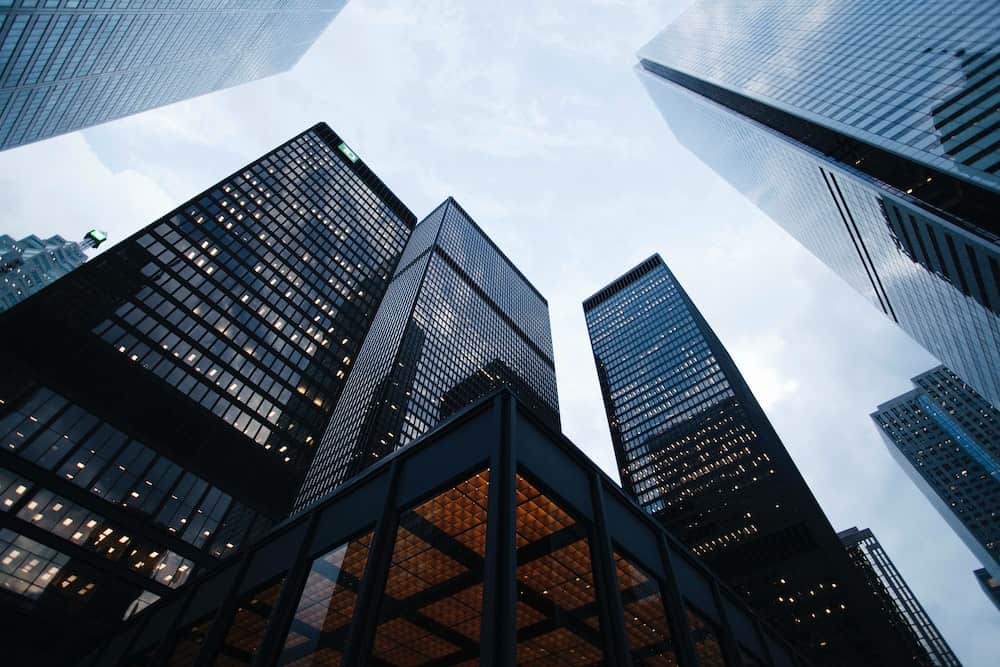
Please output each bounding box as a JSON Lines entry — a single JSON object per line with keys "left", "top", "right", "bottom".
{"left": 0, "top": 1, "right": 995, "bottom": 663}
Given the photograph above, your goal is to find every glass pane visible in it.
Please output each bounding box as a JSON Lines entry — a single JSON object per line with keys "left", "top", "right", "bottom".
{"left": 614, "top": 552, "right": 678, "bottom": 666}
{"left": 277, "top": 530, "right": 374, "bottom": 666}
{"left": 214, "top": 578, "right": 285, "bottom": 666}
{"left": 370, "top": 469, "right": 489, "bottom": 666}
{"left": 687, "top": 607, "right": 726, "bottom": 666}
{"left": 514, "top": 474, "right": 605, "bottom": 665}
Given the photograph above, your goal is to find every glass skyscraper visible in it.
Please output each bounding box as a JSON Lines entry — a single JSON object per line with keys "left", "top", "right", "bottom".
{"left": 0, "top": 122, "right": 414, "bottom": 663}
{"left": 295, "top": 197, "right": 559, "bottom": 512}
{"left": 0, "top": 1, "right": 346, "bottom": 150}
{"left": 872, "top": 365, "right": 1000, "bottom": 583}
{"left": 584, "top": 254, "right": 915, "bottom": 665}
{"left": 636, "top": 0, "right": 1000, "bottom": 408}
{"left": 0, "top": 228, "right": 105, "bottom": 311}
{"left": 974, "top": 568, "right": 1000, "bottom": 613}
{"left": 838, "top": 526, "right": 960, "bottom": 667}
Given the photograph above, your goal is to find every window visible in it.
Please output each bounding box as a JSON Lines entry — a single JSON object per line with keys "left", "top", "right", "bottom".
{"left": 686, "top": 606, "right": 726, "bottom": 666}
{"left": 514, "top": 474, "right": 605, "bottom": 665}
{"left": 370, "top": 469, "right": 489, "bottom": 665}
{"left": 277, "top": 531, "right": 374, "bottom": 665}
{"left": 614, "top": 551, "right": 678, "bottom": 665}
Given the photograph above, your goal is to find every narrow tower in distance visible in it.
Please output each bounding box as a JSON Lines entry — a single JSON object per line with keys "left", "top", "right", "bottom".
{"left": 838, "top": 527, "right": 961, "bottom": 667}
{"left": 0, "top": 2, "right": 347, "bottom": 149}
{"left": 872, "top": 365, "right": 1000, "bottom": 584}
{"left": 636, "top": 0, "right": 1000, "bottom": 408}
{"left": 583, "top": 254, "right": 913, "bottom": 665}
{"left": 0, "top": 122, "right": 414, "bottom": 662}
{"left": 295, "top": 197, "right": 559, "bottom": 511}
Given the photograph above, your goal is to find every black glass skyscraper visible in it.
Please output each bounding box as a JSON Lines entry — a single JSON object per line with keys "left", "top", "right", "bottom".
{"left": 0, "top": 122, "right": 414, "bottom": 663}
{"left": 584, "top": 254, "right": 914, "bottom": 665}
{"left": 838, "top": 527, "right": 960, "bottom": 667}
{"left": 0, "top": 1, "right": 346, "bottom": 150}
{"left": 872, "top": 365, "right": 1000, "bottom": 584}
{"left": 636, "top": 0, "right": 1000, "bottom": 409}
{"left": 295, "top": 197, "right": 559, "bottom": 512}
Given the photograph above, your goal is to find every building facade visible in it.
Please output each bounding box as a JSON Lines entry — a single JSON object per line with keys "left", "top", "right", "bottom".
{"left": 0, "top": 122, "right": 415, "bottom": 663}
{"left": 0, "top": 1, "right": 345, "bottom": 150}
{"left": 0, "top": 229, "right": 105, "bottom": 311}
{"left": 872, "top": 365, "right": 1000, "bottom": 581}
{"left": 75, "top": 391, "right": 806, "bottom": 667}
{"left": 974, "top": 568, "right": 1000, "bottom": 612}
{"left": 584, "top": 255, "right": 914, "bottom": 665}
{"left": 636, "top": 0, "right": 1000, "bottom": 408}
{"left": 838, "top": 527, "right": 960, "bottom": 667}
{"left": 295, "top": 198, "right": 559, "bottom": 512}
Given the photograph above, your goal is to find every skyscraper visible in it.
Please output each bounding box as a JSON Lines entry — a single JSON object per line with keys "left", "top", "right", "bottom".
{"left": 872, "top": 365, "right": 1000, "bottom": 582}
{"left": 0, "top": 229, "right": 105, "bottom": 311}
{"left": 0, "top": 1, "right": 346, "bottom": 150}
{"left": 584, "top": 254, "right": 914, "bottom": 665}
{"left": 74, "top": 392, "right": 807, "bottom": 667}
{"left": 838, "top": 526, "right": 961, "bottom": 667}
{"left": 295, "top": 197, "right": 559, "bottom": 512}
{"left": 636, "top": 0, "right": 1000, "bottom": 408}
{"left": 0, "top": 122, "right": 414, "bottom": 663}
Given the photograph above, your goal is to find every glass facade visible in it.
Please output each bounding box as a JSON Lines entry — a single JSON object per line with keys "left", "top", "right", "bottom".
{"left": 0, "top": 230, "right": 104, "bottom": 312}
{"left": 584, "top": 255, "right": 917, "bottom": 665}
{"left": 838, "top": 527, "right": 960, "bottom": 667}
{"left": 295, "top": 198, "right": 559, "bottom": 512}
{"left": 873, "top": 365, "right": 1000, "bottom": 582}
{"left": 0, "top": 122, "right": 415, "bottom": 662}
{"left": 637, "top": 1, "right": 1000, "bottom": 410}
{"left": 0, "top": 0, "right": 346, "bottom": 149}
{"left": 974, "top": 568, "right": 1000, "bottom": 613}
{"left": 74, "top": 392, "right": 804, "bottom": 667}
{"left": 639, "top": 0, "right": 1000, "bottom": 195}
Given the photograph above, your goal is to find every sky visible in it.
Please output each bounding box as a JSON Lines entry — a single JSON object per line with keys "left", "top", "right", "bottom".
{"left": 0, "top": 0, "right": 996, "bottom": 663}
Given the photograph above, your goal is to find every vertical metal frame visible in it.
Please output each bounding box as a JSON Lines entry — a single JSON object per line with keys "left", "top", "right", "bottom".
{"left": 251, "top": 509, "right": 323, "bottom": 665}
{"left": 710, "top": 581, "right": 746, "bottom": 666}
{"left": 341, "top": 458, "right": 403, "bottom": 666}
{"left": 656, "top": 535, "right": 701, "bottom": 667}
{"left": 480, "top": 393, "right": 517, "bottom": 667}
{"left": 589, "top": 474, "right": 633, "bottom": 666}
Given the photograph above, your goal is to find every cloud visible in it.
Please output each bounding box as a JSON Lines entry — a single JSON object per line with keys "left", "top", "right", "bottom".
{"left": 0, "top": 132, "right": 174, "bottom": 250}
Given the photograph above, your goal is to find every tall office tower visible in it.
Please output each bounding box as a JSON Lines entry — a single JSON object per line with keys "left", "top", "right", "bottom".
{"left": 872, "top": 365, "right": 1000, "bottom": 582}
{"left": 584, "top": 255, "right": 914, "bottom": 665}
{"left": 0, "top": 1, "right": 345, "bottom": 150}
{"left": 974, "top": 568, "right": 1000, "bottom": 612}
{"left": 295, "top": 197, "right": 559, "bottom": 511}
{"left": 838, "top": 526, "right": 961, "bottom": 667}
{"left": 0, "top": 123, "right": 414, "bottom": 663}
{"left": 0, "top": 229, "right": 106, "bottom": 311}
{"left": 636, "top": 0, "right": 1000, "bottom": 408}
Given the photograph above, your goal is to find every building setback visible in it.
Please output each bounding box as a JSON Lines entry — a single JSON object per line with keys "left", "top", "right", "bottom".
{"left": 295, "top": 197, "right": 559, "bottom": 512}
{"left": 872, "top": 365, "right": 1000, "bottom": 582}
{"left": 0, "top": 229, "right": 105, "bottom": 311}
{"left": 0, "top": 122, "right": 414, "bottom": 663}
{"left": 0, "top": 1, "right": 345, "bottom": 150}
{"left": 76, "top": 391, "right": 807, "bottom": 667}
{"left": 838, "top": 527, "right": 961, "bottom": 667}
{"left": 636, "top": 0, "right": 1000, "bottom": 409}
{"left": 584, "top": 254, "right": 915, "bottom": 665}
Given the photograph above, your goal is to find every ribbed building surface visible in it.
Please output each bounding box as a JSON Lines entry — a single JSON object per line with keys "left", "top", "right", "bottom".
{"left": 839, "top": 527, "right": 961, "bottom": 666}
{"left": 296, "top": 198, "right": 559, "bottom": 512}
{"left": 0, "top": 0, "right": 345, "bottom": 149}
